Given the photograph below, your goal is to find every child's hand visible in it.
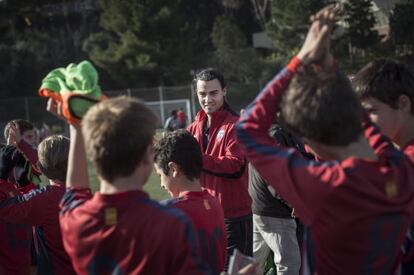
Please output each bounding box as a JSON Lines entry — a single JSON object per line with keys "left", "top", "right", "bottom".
{"left": 6, "top": 123, "right": 21, "bottom": 146}
{"left": 46, "top": 98, "right": 64, "bottom": 120}
{"left": 297, "top": 4, "right": 338, "bottom": 65}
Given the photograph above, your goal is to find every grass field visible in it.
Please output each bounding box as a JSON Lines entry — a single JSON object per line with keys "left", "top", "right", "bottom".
{"left": 88, "top": 162, "right": 169, "bottom": 201}
{"left": 87, "top": 129, "right": 170, "bottom": 201}
{"left": 39, "top": 130, "right": 170, "bottom": 201}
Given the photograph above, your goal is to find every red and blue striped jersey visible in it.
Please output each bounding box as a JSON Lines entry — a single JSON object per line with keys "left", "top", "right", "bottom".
{"left": 0, "top": 181, "right": 75, "bottom": 275}
{"left": 60, "top": 188, "right": 211, "bottom": 275}
{"left": 0, "top": 180, "right": 31, "bottom": 275}
{"left": 162, "top": 190, "right": 227, "bottom": 274}
{"left": 236, "top": 57, "right": 414, "bottom": 275}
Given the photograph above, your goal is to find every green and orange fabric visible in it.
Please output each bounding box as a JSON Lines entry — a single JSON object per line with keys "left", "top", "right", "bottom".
{"left": 39, "top": 61, "right": 106, "bottom": 124}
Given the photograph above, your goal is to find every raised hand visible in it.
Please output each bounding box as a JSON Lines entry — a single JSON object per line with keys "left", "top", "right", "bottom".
{"left": 297, "top": 4, "right": 339, "bottom": 65}
{"left": 6, "top": 123, "right": 21, "bottom": 146}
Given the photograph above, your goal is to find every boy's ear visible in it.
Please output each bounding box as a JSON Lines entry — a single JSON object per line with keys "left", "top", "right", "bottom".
{"left": 398, "top": 94, "right": 412, "bottom": 113}
{"left": 223, "top": 87, "right": 227, "bottom": 97}
{"left": 167, "top": 162, "right": 180, "bottom": 178}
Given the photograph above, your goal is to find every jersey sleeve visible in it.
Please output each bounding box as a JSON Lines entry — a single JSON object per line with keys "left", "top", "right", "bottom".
{"left": 16, "top": 140, "right": 39, "bottom": 168}
{"left": 202, "top": 124, "right": 247, "bottom": 179}
{"left": 59, "top": 187, "right": 92, "bottom": 215}
{"left": 168, "top": 209, "right": 211, "bottom": 275}
{"left": 0, "top": 186, "right": 51, "bottom": 225}
{"left": 362, "top": 113, "right": 404, "bottom": 160}
{"left": 236, "top": 57, "right": 344, "bottom": 225}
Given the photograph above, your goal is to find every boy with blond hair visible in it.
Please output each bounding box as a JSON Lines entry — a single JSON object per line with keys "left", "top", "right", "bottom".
{"left": 56, "top": 97, "right": 210, "bottom": 274}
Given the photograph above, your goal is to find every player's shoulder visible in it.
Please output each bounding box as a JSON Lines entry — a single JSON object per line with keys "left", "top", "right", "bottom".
{"left": 144, "top": 197, "right": 191, "bottom": 225}
{"left": 60, "top": 187, "right": 92, "bottom": 215}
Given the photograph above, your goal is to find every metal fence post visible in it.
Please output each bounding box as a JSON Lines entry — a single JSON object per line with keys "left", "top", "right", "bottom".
{"left": 158, "top": 86, "right": 165, "bottom": 124}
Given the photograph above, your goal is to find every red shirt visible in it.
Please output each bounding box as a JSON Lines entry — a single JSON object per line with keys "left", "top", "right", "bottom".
{"left": 188, "top": 106, "right": 251, "bottom": 218}
{"left": 403, "top": 140, "right": 414, "bottom": 163}
{"left": 60, "top": 188, "right": 211, "bottom": 275}
{"left": 0, "top": 182, "right": 75, "bottom": 275}
{"left": 236, "top": 57, "right": 414, "bottom": 275}
{"left": 162, "top": 190, "right": 227, "bottom": 274}
{"left": 0, "top": 180, "right": 31, "bottom": 275}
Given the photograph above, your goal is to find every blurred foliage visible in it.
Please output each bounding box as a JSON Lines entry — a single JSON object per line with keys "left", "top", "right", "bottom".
{"left": 265, "top": 0, "right": 326, "bottom": 64}
{"left": 0, "top": 0, "right": 100, "bottom": 98}
{"left": 0, "top": 0, "right": 414, "bottom": 101}
{"left": 343, "top": 0, "right": 379, "bottom": 58}
{"left": 84, "top": 0, "right": 221, "bottom": 87}
{"left": 390, "top": 0, "right": 414, "bottom": 55}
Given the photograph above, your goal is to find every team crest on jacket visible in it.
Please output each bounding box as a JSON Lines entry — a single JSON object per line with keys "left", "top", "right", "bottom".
{"left": 217, "top": 129, "right": 225, "bottom": 141}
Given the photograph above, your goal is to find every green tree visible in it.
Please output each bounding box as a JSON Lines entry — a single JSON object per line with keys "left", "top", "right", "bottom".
{"left": 390, "top": 0, "right": 414, "bottom": 54}
{"left": 84, "top": 0, "right": 220, "bottom": 87}
{"left": 0, "top": 0, "right": 99, "bottom": 98}
{"left": 344, "top": 0, "right": 379, "bottom": 57}
{"left": 265, "top": 0, "right": 325, "bottom": 62}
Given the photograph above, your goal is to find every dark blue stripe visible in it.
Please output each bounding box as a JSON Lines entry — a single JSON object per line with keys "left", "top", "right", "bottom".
{"left": 60, "top": 189, "right": 87, "bottom": 215}
{"left": 160, "top": 197, "right": 180, "bottom": 206}
{"left": 0, "top": 186, "right": 50, "bottom": 209}
{"left": 139, "top": 197, "right": 211, "bottom": 275}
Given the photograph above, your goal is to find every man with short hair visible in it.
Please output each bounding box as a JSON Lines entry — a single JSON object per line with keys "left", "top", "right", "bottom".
{"left": 188, "top": 68, "right": 252, "bottom": 265}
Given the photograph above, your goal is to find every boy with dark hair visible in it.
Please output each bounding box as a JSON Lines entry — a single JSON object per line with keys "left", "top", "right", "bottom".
{"left": 352, "top": 59, "right": 414, "bottom": 273}
{"left": 237, "top": 5, "right": 414, "bottom": 274}
{"left": 56, "top": 96, "right": 210, "bottom": 274}
{"left": 3, "top": 119, "right": 41, "bottom": 192}
{"left": 352, "top": 59, "right": 414, "bottom": 160}
{"left": 154, "top": 129, "right": 227, "bottom": 274}
{"left": 0, "top": 120, "right": 41, "bottom": 274}
{"left": 189, "top": 67, "right": 252, "bottom": 266}
{"left": 0, "top": 133, "right": 75, "bottom": 274}
{"left": 4, "top": 119, "right": 36, "bottom": 148}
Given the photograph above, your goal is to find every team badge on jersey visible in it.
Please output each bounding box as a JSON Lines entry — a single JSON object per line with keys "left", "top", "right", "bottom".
{"left": 385, "top": 180, "right": 397, "bottom": 198}
{"left": 217, "top": 129, "right": 225, "bottom": 141}
{"left": 105, "top": 208, "right": 117, "bottom": 225}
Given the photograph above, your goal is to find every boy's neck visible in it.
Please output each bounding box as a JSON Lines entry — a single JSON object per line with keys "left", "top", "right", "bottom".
{"left": 324, "top": 135, "right": 378, "bottom": 161}
{"left": 395, "top": 116, "right": 414, "bottom": 149}
{"left": 99, "top": 175, "right": 145, "bottom": 194}
{"left": 178, "top": 178, "right": 202, "bottom": 197}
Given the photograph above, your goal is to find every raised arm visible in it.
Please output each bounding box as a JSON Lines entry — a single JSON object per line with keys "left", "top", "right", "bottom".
{"left": 46, "top": 98, "right": 89, "bottom": 188}
{"left": 0, "top": 186, "right": 52, "bottom": 225}
{"left": 361, "top": 112, "right": 403, "bottom": 159}
{"left": 66, "top": 124, "right": 89, "bottom": 188}
{"left": 236, "top": 5, "right": 341, "bottom": 225}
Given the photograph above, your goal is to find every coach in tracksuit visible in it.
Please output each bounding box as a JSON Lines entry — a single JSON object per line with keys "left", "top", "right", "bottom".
{"left": 188, "top": 68, "right": 252, "bottom": 268}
